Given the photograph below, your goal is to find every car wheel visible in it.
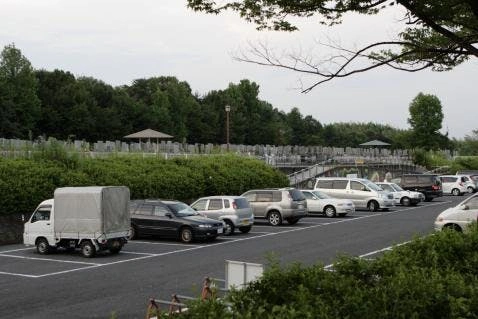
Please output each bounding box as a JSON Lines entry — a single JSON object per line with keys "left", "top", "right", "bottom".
{"left": 424, "top": 197, "right": 433, "bottom": 202}
{"left": 239, "top": 225, "right": 252, "bottom": 234}
{"left": 180, "top": 227, "right": 193, "bottom": 243}
{"left": 368, "top": 200, "right": 379, "bottom": 212}
{"left": 80, "top": 241, "right": 96, "bottom": 258}
{"left": 129, "top": 226, "right": 137, "bottom": 240}
{"left": 444, "top": 224, "right": 462, "bottom": 232}
{"left": 36, "top": 238, "right": 50, "bottom": 255}
{"left": 400, "top": 197, "right": 411, "bottom": 206}
{"left": 109, "top": 240, "right": 123, "bottom": 254}
{"left": 267, "top": 211, "right": 282, "bottom": 226}
{"left": 451, "top": 188, "right": 461, "bottom": 196}
{"left": 324, "top": 205, "right": 336, "bottom": 218}
{"left": 223, "top": 220, "right": 235, "bottom": 236}
{"left": 286, "top": 217, "right": 300, "bottom": 225}
{"left": 467, "top": 186, "right": 474, "bottom": 194}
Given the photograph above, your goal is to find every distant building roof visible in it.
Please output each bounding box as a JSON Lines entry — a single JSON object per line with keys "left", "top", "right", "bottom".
{"left": 359, "top": 140, "right": 391, "bottom": 147}
{"left": 124, "top": 129, "right": 173, "bottom": 139}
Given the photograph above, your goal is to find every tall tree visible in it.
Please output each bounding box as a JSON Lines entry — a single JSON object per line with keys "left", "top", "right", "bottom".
{"left": 0, "top": 44, "right": 40, "bottom": 138}
{"left": 408, "top": 92, "right": 444, "bottom": 150}
{"left": 187, "top": 0, "right": 478, "bottom": 91}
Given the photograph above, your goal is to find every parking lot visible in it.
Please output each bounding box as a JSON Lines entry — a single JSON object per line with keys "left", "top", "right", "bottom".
{"left": 0, "top": 199, "right": 456, "bottom": 279}
{"left": 0, "top": 196, "right": 465, "bottom": 318}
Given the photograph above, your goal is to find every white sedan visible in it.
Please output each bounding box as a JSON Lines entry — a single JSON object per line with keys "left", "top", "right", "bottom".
{"left": 376, "top": 182, "right": 425, "bottom": 206}
{"left": 301, "top": 190, "right": 355, "bottom": 218}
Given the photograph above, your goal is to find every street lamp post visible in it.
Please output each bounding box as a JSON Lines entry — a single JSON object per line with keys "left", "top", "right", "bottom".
{"left": 225, "top": 105, "right": 231, "bottom": 152}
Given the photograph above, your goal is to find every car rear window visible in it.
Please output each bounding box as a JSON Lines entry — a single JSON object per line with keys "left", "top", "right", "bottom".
{"left": 441, "top": 176, "right": 457, "bottom": 183}
{"left": 288, "top": 189, "right": 306, "bottom": 201}
{"left": 234, "top": 198, "right": 250, "bottom": 208}
{"left": 332, "top": 180, "right": 348, "bottom": 189}
{"left": 208, "top": 199, "right": 223, "bottom": 210}
{"left": 316, "top": 180, "right": 333, "bottom": 189}
{"left": 256, "top": 192, "right": 273, "bottom": 202}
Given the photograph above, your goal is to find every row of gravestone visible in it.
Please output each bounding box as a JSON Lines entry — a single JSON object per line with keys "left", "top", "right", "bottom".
{"left": 0, "top": 138, "right": 454, "bottom": 159}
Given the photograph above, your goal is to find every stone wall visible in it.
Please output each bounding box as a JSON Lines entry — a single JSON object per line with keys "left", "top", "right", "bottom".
{"left": 0, "top": 213, "right": 24, "bottom": 245}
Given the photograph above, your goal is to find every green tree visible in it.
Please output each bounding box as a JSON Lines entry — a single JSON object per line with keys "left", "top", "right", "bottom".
{"left": 408, "top": 92, "right": 444, "bottom": 150}
{"left": 188, "top": 0, "right": 478, "bottom": 91}
{"left": 0, "top": 44, "right": 40, "bottom": 138}
{"left": 456, "top": 130, "right": 478, "bottom": 155}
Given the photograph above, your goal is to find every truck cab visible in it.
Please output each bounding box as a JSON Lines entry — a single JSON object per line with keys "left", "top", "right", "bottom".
{"left": 23, "top": 199, "right": 55, "bottom": 250}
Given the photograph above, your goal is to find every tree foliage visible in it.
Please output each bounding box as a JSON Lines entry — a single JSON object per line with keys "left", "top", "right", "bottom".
{"left": 187, "top": 0, "right": 478, "bottom": 91}
{"left": 0, "top": 44, "right": 41, "bottom": 138}
{"left": 408, "top": 92, "right": 445, "bottom": 150}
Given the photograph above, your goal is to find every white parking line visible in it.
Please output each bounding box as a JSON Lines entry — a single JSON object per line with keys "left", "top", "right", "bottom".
{"left": 128, "top": 241, "right": 202, "bottom": 247}
{"left": 0, "top": 271, "right": 40, "bottom": 278}
{"left": 0, "top": 253, "right": 101, "bottom": 266}
{"left": 0, "top": 247, "right": 32, "bottom": 254}
{"left": 121, "top": 251, "right": 156, "bottom": 256}
{"left": 252, "top": 225, "right": 299, "bottom": 229}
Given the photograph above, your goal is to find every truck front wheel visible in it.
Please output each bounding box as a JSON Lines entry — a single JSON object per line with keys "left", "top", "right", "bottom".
{"left": 36, "top": 238, "right": 50, "bottom": 255}
{"left": 80, "top": 241, "right": 96, "bottom": 258}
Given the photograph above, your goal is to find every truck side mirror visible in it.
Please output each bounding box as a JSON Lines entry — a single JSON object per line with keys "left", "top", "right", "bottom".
{"left": 165, "top": 212, "right": 173, "bottom": 218}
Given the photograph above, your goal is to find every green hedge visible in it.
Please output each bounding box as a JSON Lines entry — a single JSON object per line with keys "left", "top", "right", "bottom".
{"left": 0, "top": 155, "right": 288, "bottom": 215}
{"left": 169, "top": 226, "right": 478, "bottom": 319}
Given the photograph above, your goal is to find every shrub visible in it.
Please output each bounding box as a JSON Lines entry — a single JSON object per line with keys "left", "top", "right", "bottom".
{"left": 168, "top": 226, "right": 478, "bottom": 318}
{"left": 0, "top": 155, "right": 288, "bottom": 215}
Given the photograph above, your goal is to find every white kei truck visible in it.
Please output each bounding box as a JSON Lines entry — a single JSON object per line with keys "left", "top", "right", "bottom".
{"left": 23, "top": 186, "right": 131, "bottom": 258}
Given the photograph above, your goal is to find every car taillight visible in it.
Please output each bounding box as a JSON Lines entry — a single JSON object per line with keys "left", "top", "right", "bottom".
{"left": 232, "top": 201, "right": 237, "bottom": 209}
{"left": 432, "top": 185, "right": 440, "bottom": 190}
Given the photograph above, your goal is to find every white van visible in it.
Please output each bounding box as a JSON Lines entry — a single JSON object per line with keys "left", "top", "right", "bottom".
{"left": 314, "top": 177, "right": 394, "bottom": 212}
{"left": 435, "top": 193, "right": 478, "bottom": 231}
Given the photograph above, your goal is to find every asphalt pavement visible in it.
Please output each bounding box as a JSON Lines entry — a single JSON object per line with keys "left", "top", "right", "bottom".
{"left": 0, "top": 195, "right": 465, "bottom": 318}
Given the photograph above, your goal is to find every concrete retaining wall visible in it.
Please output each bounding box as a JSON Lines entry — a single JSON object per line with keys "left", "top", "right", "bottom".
{"left": 0, "top": 213, "right": 24, "bottom": 245}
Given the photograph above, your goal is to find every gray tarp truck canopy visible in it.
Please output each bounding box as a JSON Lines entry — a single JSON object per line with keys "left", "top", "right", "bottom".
{"left": 53, "top": 186, "right": 130, "bottom": 235}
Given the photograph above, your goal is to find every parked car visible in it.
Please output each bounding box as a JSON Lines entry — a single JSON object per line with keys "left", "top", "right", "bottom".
{"left": 241, "top": 188, "right": 307, "bottom": 226}
{"left": 458, "top": 174, "right": 478, "bottom": 193}
{"left": 190, "top": 196, "right": 254, "bottom": 235}
{"left": 301, "top": 189, "right": 355, "bottom": 217}
{"left": 313, "top": 177, "right": 394, "bottom": 212}
{"left": 376, "top": 182, "right": 425, "bottom": 206}
{"left": 129, "top": 199, "right": 224, "bottom": 243}
{"left": 439, "top": 175, "right": 468, "bottom": 196}
{"left": 435, "top": 193, "right": 478, "bottom": 232}
{"left": 395, "top": 174, "right": 442, "bottom": 202}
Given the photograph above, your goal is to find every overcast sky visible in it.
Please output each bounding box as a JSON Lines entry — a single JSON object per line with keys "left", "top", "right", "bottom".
{"left": 1, "top": 0, "right": 476, "bottom": 139}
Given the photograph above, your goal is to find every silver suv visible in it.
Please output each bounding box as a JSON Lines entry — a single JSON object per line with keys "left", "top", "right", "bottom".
{"left": 190, "top": 196, "right": 254, "bottom": 235}
{"left": 241, "top": 188, "right": 307, "bottom": 226}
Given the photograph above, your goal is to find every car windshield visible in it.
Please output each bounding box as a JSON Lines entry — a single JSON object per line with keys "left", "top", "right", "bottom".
{"left": 391, "top": 183, "right": 404, "bottom": 191}
{"left": 364, "top": 181, "right": 382, "bottom": 191}
{"left": 311, "top": 191, "right": 330, "bottom": 199}
{"left": 166, "top": 203, "right": 198, "bottom": 217}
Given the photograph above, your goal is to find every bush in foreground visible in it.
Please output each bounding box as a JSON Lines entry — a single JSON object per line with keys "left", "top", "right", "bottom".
{"left": 168, "top": 226, "right": 478, "bottom": 319}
